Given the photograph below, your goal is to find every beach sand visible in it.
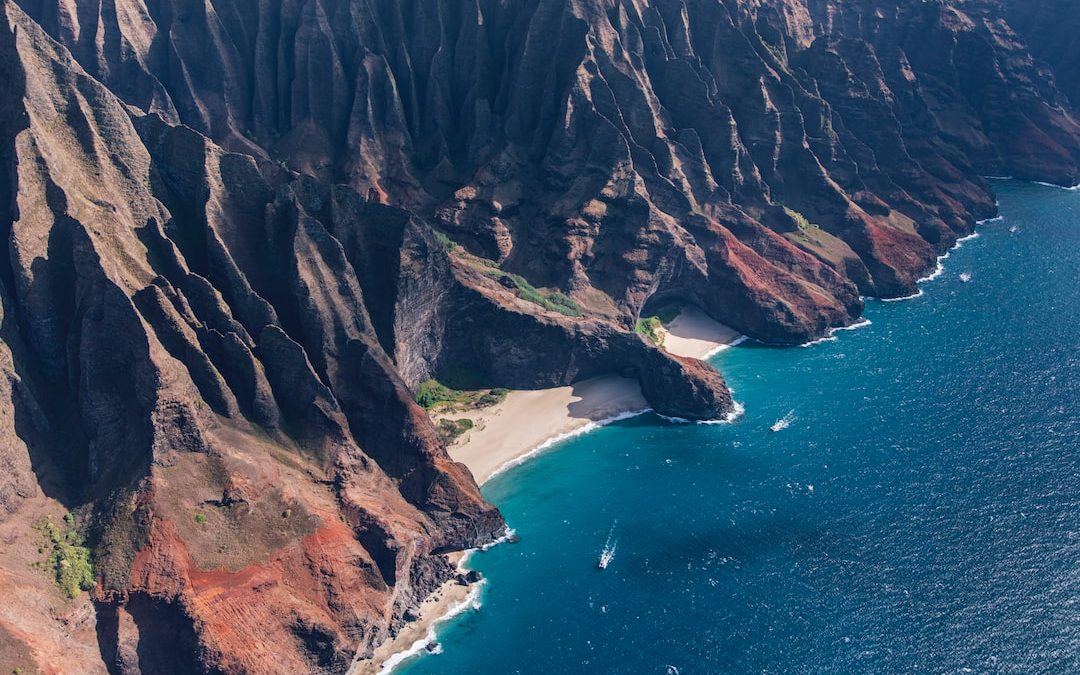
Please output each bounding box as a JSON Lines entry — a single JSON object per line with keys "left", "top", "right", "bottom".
{"left": 440, "top": 374, "right": 649, "bottom": 485}
{"left": 661, "top": 305, "right": 742, "bottom": 360}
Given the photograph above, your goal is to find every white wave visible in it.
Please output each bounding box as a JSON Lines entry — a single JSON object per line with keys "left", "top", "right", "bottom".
{"left": 981, "top": 175, "right": 1013, "bottom": 180}
{"left": 656, "top": 399, "right": 745, "bottom": 426}
{"left": 916, "top": 251, "right": 949, "bottom": 283}
{"left": 653, "top": 412, "right": 691, "bottom": 424}
{"left": 1032, "top": 180, "right": 1080, "bottom": 191}
{"left": 953, "top": 232, "right": 981, "bottom": 247}
{"left": 374, "top": 582, "right": 485, "bottom": 675}
{"left": 799, "top": 335, "right": 838, "bottom": 348}
{"left": 701, "top": 334, "right": 750, "bottom": 360}
{"left": 880, "top": 288, "right": 925, "bottom": 303}
{"left": 700, "top": 400, "right": 746, "bottom": 425}
{"left": 466, "top": 526, "right": 517, "bottom": 555}
{"left": 800, "top": 317, "right": 872, "bottom": 347}
{"left": 831, "top": 318, "right": 872, "bottom": 333}
{"left": 879, "top": 225, "right": 987, "bottom": 303}
{"left": 975, "top": 216, "right": 1004, "bottom": 225}
{"left": 484, "top": 408, "right": 651, "bottom": 483}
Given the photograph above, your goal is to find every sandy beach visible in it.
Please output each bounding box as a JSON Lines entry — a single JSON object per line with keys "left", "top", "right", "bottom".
{"left": 661, "top": 305, "right": 744, "bottom": 359}
{"left": 439, "top": 306, "right": 743, "bottom": 486}
{"left": 439, "top": 375, "right": 648, "bottom": 484}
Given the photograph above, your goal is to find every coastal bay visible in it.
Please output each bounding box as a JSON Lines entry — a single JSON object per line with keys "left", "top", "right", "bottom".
{"left": 395, "top": 181, "right": 1080, "bottom": 674}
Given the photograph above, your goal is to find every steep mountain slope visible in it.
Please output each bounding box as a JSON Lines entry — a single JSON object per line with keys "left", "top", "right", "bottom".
{"left": 1, "top": 0, "right": 1079, "bottom": 673}
{"left": 1005, "top": 0, "right": 1080, "bottom": 115}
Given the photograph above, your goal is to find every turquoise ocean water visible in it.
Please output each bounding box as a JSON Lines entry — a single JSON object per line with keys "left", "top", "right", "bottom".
{"left": 400, "top": 181, "right": 1080, "bottom": 674}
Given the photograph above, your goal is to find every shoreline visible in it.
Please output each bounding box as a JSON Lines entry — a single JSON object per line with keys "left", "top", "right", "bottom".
{"left": 350, "top": 554, "right": 481, "bottom": 675}
{"left": 363, "top": 180, "right": 1028, "bottom": 675}
{"left": 881, "top": 229, "right": 985, "bottom": 303}
{"left": 364, "top": 222, "right": 988, "bottom": 671}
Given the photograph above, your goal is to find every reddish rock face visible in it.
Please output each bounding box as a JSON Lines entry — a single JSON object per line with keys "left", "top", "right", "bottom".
{"left": 1, "top": 0, "right": 1079, "bottom": 673}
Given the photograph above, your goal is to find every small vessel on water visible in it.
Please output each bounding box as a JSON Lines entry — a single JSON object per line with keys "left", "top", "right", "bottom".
{"left": 770, "top": 410, "right": 796, "bottom": 432}
{"left": 1009, "top": 225, "right": 1019, "bottom": 233}
{"left": 960, "top": 271, "right": 973, "bottom": 283}
{"left": 597, "top": 524, "right": 617, "bottom": 569}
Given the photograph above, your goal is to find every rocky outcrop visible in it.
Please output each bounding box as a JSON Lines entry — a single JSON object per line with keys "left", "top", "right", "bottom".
{"left": 2, "top": 0, "right": 1080, "bottom": 673}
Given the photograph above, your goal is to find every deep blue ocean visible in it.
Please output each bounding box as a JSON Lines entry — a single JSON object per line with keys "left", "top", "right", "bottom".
{"left": 400, "top": 181, "right": 1080, "bottom": 674}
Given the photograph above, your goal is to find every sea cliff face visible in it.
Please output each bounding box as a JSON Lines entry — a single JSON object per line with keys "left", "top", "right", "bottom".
{"left": 1, "top": 1, "right": 1079, "bottom": 673}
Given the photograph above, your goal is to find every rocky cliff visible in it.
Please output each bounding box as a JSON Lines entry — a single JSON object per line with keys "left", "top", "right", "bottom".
{"left": 1, "top": 0, "right": 1079, "bottom": 673}
{"left": 1004, "top": 0, "right": 1080, "bottom": 121}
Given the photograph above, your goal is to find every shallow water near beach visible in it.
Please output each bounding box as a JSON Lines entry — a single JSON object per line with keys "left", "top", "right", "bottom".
{"left": 398, "top": 181, "right": 1080, "bottom": 674}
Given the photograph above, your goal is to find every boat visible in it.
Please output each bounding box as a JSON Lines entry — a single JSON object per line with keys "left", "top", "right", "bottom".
{"left": 1009, "top": 225, "right": 1019, "bottom": 233}
{"left": 770, "top": 410, "right": 795, "bottom": 432}
{"left": 597, "top": 524, "right": 617, "bottom": 569}
{"left": 960, "top": 272, "right": 973, "bottom": 283}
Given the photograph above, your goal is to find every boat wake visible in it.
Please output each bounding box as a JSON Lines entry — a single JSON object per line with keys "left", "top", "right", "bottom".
{"left": 597, "top": 524, "right": 618, "bottom": 570}
{"left": 770, "top": 410, "right": 796, "bottom": 433}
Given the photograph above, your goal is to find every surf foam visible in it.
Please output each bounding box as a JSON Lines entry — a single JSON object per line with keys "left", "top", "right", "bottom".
{"left": 701, "top": 334, "right": 750, "bottom": 360}
{"left": 373, "top": 581, "right": 485, "bottom": 675}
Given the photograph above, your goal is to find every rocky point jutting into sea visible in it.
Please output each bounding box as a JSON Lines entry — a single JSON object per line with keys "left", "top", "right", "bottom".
{"left": 0, "top": 1, "right": 1078, "bottom": 673}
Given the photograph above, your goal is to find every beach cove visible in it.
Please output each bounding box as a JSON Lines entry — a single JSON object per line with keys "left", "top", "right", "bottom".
{"left": 352, "top": 307, "right": 745, "bottom": 673}
{"left": 440, "top": 304, "right": 745, "bottom": 486}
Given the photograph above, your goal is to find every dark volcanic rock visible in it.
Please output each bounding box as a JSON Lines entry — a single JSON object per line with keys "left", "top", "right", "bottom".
{"left": 1, "top": 0, "right": 1080, "bottom": 673}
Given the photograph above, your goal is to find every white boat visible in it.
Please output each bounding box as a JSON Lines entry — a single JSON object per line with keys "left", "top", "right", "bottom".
{"left": 770, "top": 410, "right": 795, "bottom": 432}
{"left": 597, "top": 524, "right": 617, "bottom": 569}
{"left": 1009, "top": 225, "right": 1019, "bottom": 233}
{"left": 960, "top": 272, "right": 973, "bottom": 283}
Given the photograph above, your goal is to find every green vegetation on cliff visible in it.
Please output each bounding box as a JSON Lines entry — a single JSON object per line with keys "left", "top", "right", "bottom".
{"left": 635, "top": 316, "right": 665, "bottom": 346}
{"left": 436, "top": 418, "right": 475, "bottom": 445}
{"left": 33, "top": 515, "right": 94, "bottom": 599}
{"left": 415, "top": 379, "right": 509, "bottom": 412}
{"left": 635, "top": 303, "right": 683, "bottom": 347}
{"left": 483, "top": 269, "right": 583, "bottom": 316}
